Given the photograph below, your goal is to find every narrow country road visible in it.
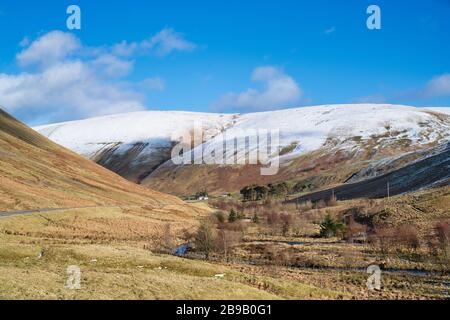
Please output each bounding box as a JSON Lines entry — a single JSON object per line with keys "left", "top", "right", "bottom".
{"left": 0, "top": 205, "right": 120, "bottom": 218}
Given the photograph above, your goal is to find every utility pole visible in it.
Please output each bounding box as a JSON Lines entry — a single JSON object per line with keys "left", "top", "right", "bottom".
{"left": 387, "top": 181, "right": 390, "bottom": 200}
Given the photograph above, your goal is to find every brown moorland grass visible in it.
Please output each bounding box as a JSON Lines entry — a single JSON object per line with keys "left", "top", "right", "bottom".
{"left": 0, "top": 207, "right": 345, "bottom": 300}
{"left": 0, "top": 108, "right": 189, "bottom": 212}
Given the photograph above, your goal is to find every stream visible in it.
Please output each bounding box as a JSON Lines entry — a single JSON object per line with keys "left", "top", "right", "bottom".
{"left": 247, "top": 239, "right": 446, "bottom": 278}
{"left": 173, "top": 242, "right": 449, "bottom": 280}
{"left": 249, "top": 239, "right": 347, "bottom": 246}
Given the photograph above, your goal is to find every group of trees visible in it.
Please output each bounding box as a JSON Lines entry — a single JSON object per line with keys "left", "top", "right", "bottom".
{"left": 292, "top": 181, "right": 315, "bottom": 194}
{"left": 266, "top": 212, "right": 295, "bottom": 236}
{"left": 228, "top": 209, "right": 245, "bottom": 223}
{"left": 240, "top": 182, "right": 291, "bottom": 201}
{"left": 368, "top": 224, "right": 420, "bottom": 254}
{"left": 193, "top": 209, "right": 246, "bottom": 260}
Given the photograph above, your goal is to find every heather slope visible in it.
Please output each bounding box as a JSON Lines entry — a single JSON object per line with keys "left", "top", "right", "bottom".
{"left": 0, "top": 108, "right": 186, "bottom": 211}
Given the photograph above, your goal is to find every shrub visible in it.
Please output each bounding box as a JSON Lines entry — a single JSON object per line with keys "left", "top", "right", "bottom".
{"left": 214, "top": 211, "right": 226, "bottom": 224}
{"left": 264, "top": 246, "right": 293, "bottom": 266}
{"left": 435, "top": 221, "right": 450, "bottom": 259}
{"left": 319, "top": 214, "right": 346, "bottom": 238}
{"left": 298, "top": 200, "right": 313, "bottom": 212}
{"left": 326, "top": 194, "right": 338, "bottom": 207}
{"left": 228, "top": 209, "right": 238, "bottom": 223}
{"left": 266, "top": 212, "right": 280, "bottom": 226}
{"left": 396, "top": 225, "right": 420, "bottom": 251}
{"left": 223, "top": 220, "right": 247, "bottom": 232}
{"left": 314, "top": 199, "right": 327, "bottom": 210}
{"left": 369, "top": 224, "right": 420, "bottom": 254}
{"left": 369, "top": 225, "right": 396, "bottom": 254}
{"left": 344, "top": 216, "right": 367, "bottom": 242}
{"left": 280, "top": 213, "right": 294, "bottom": 236}
{"left": 209, "top": 199, "right": 231, "bottom": 211}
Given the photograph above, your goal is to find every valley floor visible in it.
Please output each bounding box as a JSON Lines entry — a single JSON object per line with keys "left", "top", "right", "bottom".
{"left": 0, "top": 193, "right": 448, "bottom": 300}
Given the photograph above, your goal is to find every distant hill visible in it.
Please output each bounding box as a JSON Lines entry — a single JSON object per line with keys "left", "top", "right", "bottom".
{"left": 34, "top": 104, "right": 450, "bottom": 196}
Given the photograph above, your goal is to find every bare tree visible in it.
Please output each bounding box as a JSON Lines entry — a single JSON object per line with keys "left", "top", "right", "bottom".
{"left": 194, "top": 220, "right": 216, "bottom": 260}
{"left": 435, "top": 221, "right": 450, "bottom": 260}
{"left": 162, "top": 223, "right": 174, "bottom": 252}
{"left": 216, "top": 229, "right": 241, "bottom": 262}
{"left": 280, "top": 213, "right": 294, "bottom": 236}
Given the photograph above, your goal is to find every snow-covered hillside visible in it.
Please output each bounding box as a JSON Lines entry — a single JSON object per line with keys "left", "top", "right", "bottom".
{"left": 34, "top": 104, "right": 450, "bottom": 183}
{"left": 193, "top": 104, "right": 450, "bottom": 164}
{"left": 35, "top": 111, "right": 236, "bottom": 158}
{"left": 426, "top": 107, "right": 450, "bottom": 115}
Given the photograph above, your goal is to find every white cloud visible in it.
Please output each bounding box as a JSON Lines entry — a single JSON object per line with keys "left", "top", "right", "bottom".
{"left": 0, "top": 28, "right": 198, "bottom": 124}
{"left": 0, "top": 61, "right": 145, "bottom": 123}
{"left": 423, "top": 74, "right": 450, "bottom": 98}
{"left": 17, "top": 31, "right": 81, "bottom": 68}
{"left": 139, "top": 77, "right": 166, "bottom": 91}
{"left": 0, "top": 28, "right": 197, "bottom": 124}
{"left": 111, "top": 28, "right": 197, "bottom": 58}
{"left": 90, "top": 54, "right": 134, "bottom": 77}
{"left": 112, "top": 40, "right": 138, "bottom": 57}
{"left": 0, "top": 30, "right": 192, "bottom": 124}
{"left": 211, "top": 66, "right": 302, "bottom": 112}
{"left": 142, "top": 28, "right": 197, "bottom": 57}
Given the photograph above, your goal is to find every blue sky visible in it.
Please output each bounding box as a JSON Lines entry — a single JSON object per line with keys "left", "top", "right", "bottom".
{"left": 0, "top": 0, "right": 449, "bottom": 125}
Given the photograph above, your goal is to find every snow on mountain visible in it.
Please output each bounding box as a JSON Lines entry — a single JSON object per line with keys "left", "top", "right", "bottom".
{"left": 34, "top": 111, "right": 236, "bottom": 158}
{"left": 190, "top": 104, "right": 450, "bottom": 164}
{"left": 426, "top": 107, "right": 450, "bottom": 115}
{"left": 34, "top": 104, "right": 450, "bottom": 183}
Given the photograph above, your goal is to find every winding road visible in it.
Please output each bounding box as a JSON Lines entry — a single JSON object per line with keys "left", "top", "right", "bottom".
{"left": 0, "top": 205, "right": 119, "bottom": 218}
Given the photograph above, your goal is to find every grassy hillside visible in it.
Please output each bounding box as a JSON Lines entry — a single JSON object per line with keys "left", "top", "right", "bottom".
{"left": 0, "top": 206, "right": 345, "bottom": 300}
{"left": 0, "top": 108, "right": 187, "bottom": 211}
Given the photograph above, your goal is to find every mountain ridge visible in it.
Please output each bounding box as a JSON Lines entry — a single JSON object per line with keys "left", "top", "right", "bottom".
{"left": 32, "top": 104, "right": 450, "bottom": 196}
